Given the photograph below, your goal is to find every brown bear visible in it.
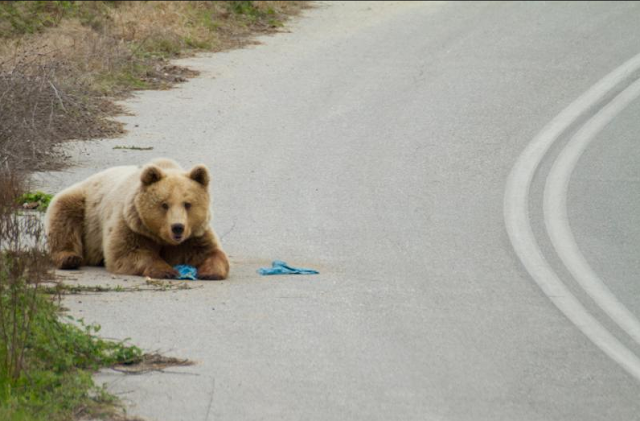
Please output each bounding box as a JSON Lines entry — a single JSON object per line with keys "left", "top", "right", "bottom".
{"left": 44, "top": 158, "right": 229, "bottom": 280}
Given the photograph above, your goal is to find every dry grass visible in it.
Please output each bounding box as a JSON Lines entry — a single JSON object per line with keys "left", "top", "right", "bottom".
{"left": 0, "top": 1, "right": 308, "bottom": 173}
{"left": 0, "top": 52, "right": 124, "bottom": 172}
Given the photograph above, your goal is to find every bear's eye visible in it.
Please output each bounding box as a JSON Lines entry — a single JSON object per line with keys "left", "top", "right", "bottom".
{"left": 184, "top": 202, "right": 192, "bottom": 210}
{"left": 161, "top": 203, "right": 169, "bottom": 210}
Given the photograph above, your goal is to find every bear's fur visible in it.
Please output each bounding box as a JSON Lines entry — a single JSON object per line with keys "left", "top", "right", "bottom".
{"left": 44, "top": 158, "right": 229, "bottom": 280}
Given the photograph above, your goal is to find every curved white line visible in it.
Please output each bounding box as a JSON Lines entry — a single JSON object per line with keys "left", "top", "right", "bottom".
{"left": 504, "top": 51, "right": 640, "bottom": 382}
{"left": 545, "top": 77, "right": 640, "bottom": 347}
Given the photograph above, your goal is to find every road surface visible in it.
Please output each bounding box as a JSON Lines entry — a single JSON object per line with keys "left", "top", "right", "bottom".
{"left": 35, "top": 2, "right": 640, "bottom": 420}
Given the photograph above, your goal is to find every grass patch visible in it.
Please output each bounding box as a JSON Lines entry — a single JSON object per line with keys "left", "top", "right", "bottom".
{"left": 0, "top": 304, "right": 144, "bottom": 421}
{"left": 0, "top": 175, "right": 146, "bottom": 420}
{"left": 0, "top": 1, "right": 308, "bottom": 173}
{"left": 0, "top": 1, "right": 78, "bottom": 37}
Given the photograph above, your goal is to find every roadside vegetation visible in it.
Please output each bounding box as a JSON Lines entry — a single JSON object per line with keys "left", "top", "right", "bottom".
{"left": 1, "top": 176, "right": 196, "bottom": 420}
{"left": 0, "top": 2, "right": 307, "bottom": 419}
{"left": 0, "top": 1, "right": 306, "bottom": 173}
{"left": 0, "top": 175, "right": 145, "bottom": 421}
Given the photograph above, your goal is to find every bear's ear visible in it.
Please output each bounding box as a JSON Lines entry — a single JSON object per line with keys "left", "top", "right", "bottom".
{"left": 141, "top": 165, "right": 165, "bottom": 186}
{"left": 189, "top": 164, "right": 210, "bottom": 187}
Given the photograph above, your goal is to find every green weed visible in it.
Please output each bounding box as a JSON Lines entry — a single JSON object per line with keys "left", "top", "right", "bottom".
{"left": 228, "top": 1, "right": 264, "bottom": 18}
{"left": 16, "top": 192, "right": 52, "bottom": 212}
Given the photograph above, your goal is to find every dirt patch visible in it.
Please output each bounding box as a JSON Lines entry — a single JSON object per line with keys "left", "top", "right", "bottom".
{"left": 43, "top": 276, "right": 200, "bottom": 295}
{"left": 112, "top": 352, "right": 195, "bottom": 375}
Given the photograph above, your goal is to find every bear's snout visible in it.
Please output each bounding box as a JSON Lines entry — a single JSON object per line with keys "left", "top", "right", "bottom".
{"left": 171, "top": 224, "right": 185, "bottom": 236}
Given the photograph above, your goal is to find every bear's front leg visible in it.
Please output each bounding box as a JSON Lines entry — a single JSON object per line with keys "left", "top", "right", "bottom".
{"left": 105, "top": 225, "right": 178, "bottom": 279}
{"left": 142, "top": 259, "right": 179, "bottom": 279}
{"left": 108, "top": 248, "right": 178, "bottom": 279}
{"left": 165, "top": 229, "right": 229, "bottom": 280}
{"left": 109, "top": 248, "right": 178, "bottom": 279}
{"left": 197, "top": 248, "right": 230, "bottom": 280}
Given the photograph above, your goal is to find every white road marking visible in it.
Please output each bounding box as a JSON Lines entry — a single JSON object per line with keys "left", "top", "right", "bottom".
{"left": 544, "top": 78, "right": 640, "bottom": 347}
{"left": 504, "top": 52, "right": 640, "bottom": 381}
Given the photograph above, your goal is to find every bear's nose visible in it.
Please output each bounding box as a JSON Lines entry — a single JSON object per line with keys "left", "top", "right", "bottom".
{"left": 171, "top": 224, "right": 185, "bottom": 236}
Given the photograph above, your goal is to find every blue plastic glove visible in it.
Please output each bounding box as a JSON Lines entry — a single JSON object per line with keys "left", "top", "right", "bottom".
{"left": 257, "top": 260, "right": 319, "bottom": 276}
{"left": 174, "top": 265, "right": 198, "bottom": 280}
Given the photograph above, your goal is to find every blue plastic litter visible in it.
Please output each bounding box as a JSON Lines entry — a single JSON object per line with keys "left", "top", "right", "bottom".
{"left": 174, "top": 265, "right": 198, "bottom": 280}
{"left": 258, "top": 260, "right": 319, "bottom": 276}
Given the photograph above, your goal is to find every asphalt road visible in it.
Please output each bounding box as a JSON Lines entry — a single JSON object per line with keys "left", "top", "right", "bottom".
{"left": 35, "top": 2, "right": 640, "bottom": 420}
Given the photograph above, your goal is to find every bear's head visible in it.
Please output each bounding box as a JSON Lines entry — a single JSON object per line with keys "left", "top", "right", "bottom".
{"left": 132, "top": 163, "right": 212, "bottom": 245}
